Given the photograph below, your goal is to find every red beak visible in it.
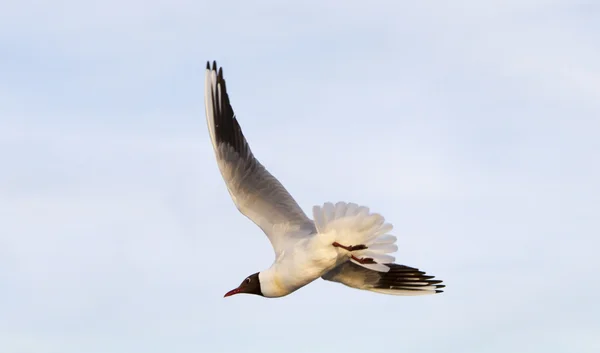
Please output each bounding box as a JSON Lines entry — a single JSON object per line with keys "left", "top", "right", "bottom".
{"left": 224, "top": 288, "right": 241, "bottom": 297}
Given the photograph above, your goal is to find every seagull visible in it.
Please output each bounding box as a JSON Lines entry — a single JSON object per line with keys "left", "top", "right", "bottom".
{"left": 204, "top": 61, "right": 445, "bottom": 298}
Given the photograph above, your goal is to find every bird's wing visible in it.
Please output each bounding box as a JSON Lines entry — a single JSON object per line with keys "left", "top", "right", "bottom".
{"left": 204, "top": 61, "right": 315, "bottom": 254}
{"left": 322, "top": 262, "right": 445, "bottom": 296}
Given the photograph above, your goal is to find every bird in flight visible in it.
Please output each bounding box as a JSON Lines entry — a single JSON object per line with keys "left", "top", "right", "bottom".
{"left": 204, "top": 61, "right": 444, "bottom": 298}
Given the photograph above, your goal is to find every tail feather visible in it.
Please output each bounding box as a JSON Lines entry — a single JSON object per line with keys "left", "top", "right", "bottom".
{"left": 372, "top": 223, "right": 393, "bottom": 239}
{"left": 321, "top": 202, "right": 335, "bottom": 224}
{"left": 367, "top": 243, "right": 398, "bottom": 253}
{"left": 344, "top": 203, "right": 359, "bottom": 217}
{"left": 334, "top": 201, "right": 347, "bottom": 219}
{"left": 373, "top": 234, "right": 397, "bottom": 245}
{"left": 313, "top": 202, "right": 397, "bottom": 272}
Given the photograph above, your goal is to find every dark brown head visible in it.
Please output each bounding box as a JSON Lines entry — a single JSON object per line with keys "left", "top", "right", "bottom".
{"left": 224, "top": 272, "right": 263, "bottom": 298}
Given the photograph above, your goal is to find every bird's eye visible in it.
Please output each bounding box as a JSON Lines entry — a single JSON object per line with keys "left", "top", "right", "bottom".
{"left": 246, "top": 278, "right": 251, "bottom": 283}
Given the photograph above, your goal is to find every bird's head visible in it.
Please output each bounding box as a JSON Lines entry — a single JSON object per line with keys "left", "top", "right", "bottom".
{"left": 224, "top": 272, "right": 263, "bottom": 298}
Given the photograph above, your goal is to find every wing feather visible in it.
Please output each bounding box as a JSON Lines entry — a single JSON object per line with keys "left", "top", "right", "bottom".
{"left": 204, "top": 61, "right": 315, "bottom": 254}
{"left": 322, "top": 262, "right": 445, "bottom": 296}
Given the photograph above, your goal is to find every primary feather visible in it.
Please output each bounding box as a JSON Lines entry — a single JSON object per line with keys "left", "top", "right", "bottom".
{"left": 204, "top": 62, "right": 315, "bottom": 255}
{"left": 322, "top": 262, "right": 445, "bottom": 296}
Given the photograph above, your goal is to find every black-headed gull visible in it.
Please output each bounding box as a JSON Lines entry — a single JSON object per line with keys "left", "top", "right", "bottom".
{"left": 204, "top": 61, "right": 445, "bottom": 298}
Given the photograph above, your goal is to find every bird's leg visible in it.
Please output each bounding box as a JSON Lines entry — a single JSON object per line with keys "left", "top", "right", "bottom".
{"left": 332, "top": 242, "right": 375, "bottom": 264}
{"left": 351, "top": 255, "right": 376, "bottom": 264}
{"left": 332, "top": 242, "right": 368, "bottom": 251}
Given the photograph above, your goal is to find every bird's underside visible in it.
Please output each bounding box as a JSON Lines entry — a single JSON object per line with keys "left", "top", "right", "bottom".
{"left": 204, "top": 60, "right": 445, "bottom": 297}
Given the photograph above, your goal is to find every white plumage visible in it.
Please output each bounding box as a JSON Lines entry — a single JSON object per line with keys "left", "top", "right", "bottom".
{"left": 204, "top": 61, "right": 444, "bottom": 298}
{"left": 312, "top": 202, "right": 396, "bottom": 272}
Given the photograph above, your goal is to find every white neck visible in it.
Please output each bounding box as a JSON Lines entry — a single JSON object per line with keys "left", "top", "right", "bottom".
{"left": 258, "top": 268, "right": 289, "bottom": 298}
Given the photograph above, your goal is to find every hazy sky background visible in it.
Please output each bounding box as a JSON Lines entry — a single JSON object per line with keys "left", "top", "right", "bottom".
{"left": 1, "top": 1, "right": 599, "bottom": 352}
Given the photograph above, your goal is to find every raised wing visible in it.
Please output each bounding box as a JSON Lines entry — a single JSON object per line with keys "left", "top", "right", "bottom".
{"left": 322, "top": 262, "right": 445, "bottom": 296}
{"left": 204, "top": 61, "right": 315, "bottom": 254}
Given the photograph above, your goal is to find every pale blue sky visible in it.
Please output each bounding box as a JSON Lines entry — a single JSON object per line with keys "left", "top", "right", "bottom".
{"left": 1, "top": 1, "right": 599, "bottom": 352}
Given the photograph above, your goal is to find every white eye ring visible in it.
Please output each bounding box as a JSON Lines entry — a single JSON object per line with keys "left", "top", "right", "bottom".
{"left": 246, "top": 278, "right": 251, "bottom": 283}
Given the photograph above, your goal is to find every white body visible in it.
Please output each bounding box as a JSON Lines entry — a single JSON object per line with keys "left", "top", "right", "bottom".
{"left": 260, "top": 202, "right": 397, "bottom": 297}
{"left": 260, "top": 235, "right": 343, "bottom": 297}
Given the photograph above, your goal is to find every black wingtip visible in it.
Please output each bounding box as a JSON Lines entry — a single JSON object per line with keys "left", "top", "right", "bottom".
{"left": 206, "top": 61, "right": 210, "bottom": 69}
{"left": 207, "top": 60, "right": 248, "bottom": 158}
{"left": 374, "top": 263, "right": 446, "bottom": 294}
{"left": 435, "top": 290, "right": 444, "bottom": 294}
